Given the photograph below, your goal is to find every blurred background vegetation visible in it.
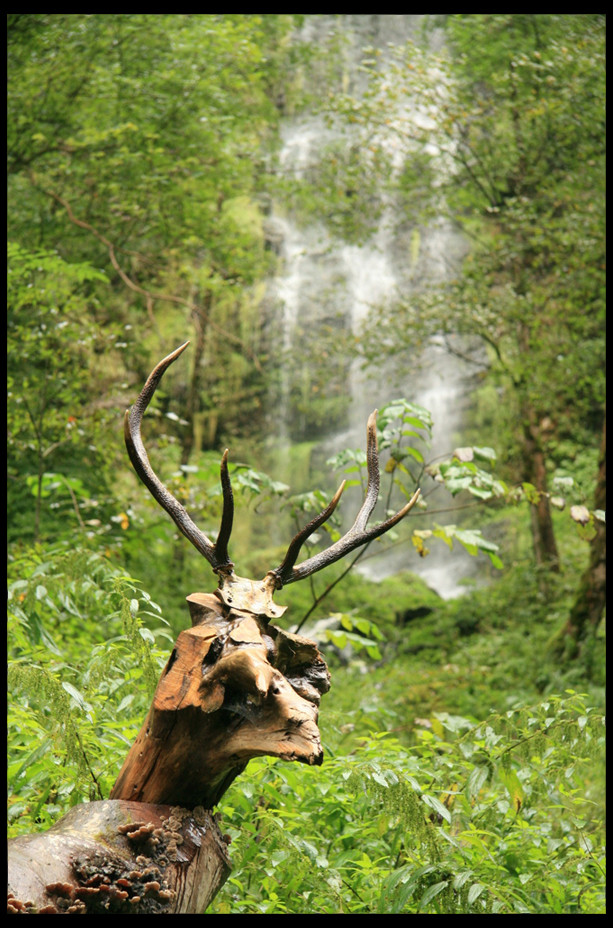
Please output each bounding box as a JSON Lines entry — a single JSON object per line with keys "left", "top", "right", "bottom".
{"left": 7, "top": 14, "right": 605, "bottom": 914}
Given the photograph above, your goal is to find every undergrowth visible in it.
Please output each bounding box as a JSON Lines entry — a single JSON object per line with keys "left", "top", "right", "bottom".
{"left": 7, "top": 541, "right": 606, "bottom": 914}
{"left": 7, "top": 542, "right": 172, "bottom": 833}
{"left": 210, "top": 693, "right": 605, "bottom": 914}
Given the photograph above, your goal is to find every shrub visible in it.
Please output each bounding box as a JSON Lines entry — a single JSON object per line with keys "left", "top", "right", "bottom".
{"left": 211, "top": 693, "right": 605, "bottom": 914}
{"left": 7, "top": 542, "right": 171, "bottom": 835}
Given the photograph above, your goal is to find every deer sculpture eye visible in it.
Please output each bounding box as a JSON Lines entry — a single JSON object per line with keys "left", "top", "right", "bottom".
{"left": 201, "top": 637, "right": 225, "bottom": 671}
{"left": 261, "top": 634, "right": 278, "bottom": 666}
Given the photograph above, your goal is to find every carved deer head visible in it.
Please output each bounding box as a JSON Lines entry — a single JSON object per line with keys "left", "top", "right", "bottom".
{"left": 112, "top": 343, "right": 420, "bottom": 809}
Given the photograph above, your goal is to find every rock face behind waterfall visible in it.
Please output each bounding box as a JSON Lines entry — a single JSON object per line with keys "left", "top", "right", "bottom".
{"left": 265, "top": 15, "right": 478, "bottom": 598}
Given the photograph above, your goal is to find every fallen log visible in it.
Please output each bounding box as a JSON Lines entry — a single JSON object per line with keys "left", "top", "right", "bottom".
{"left": 8, "top": 800, "right": 230, "bottom": 914}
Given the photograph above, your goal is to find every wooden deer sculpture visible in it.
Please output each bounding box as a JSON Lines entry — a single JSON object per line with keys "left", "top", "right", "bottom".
{"left": 8, "top": 343, "right": 420, "bottom": 914}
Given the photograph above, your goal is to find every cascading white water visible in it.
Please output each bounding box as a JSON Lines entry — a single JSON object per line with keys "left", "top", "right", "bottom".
{"left": 268, "top": 15, "right": 480, "bottom": 598}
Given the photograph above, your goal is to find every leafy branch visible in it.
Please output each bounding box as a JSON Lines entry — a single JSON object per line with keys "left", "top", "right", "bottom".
{"left": 27, "top": 176, "right": 263, "bottom": 372}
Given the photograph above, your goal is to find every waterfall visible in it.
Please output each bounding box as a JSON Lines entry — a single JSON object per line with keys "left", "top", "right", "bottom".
{"left": 266, "top": 15, "right": 479, "bottom": 598}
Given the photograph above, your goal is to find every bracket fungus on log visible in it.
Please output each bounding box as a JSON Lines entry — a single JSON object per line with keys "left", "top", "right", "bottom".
{"left": 7, "top": 801, "right": 230, "bottom": 915}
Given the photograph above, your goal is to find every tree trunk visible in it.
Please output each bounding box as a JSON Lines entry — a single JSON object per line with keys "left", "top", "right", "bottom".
{"left": 552, "top": 411, "right": 606, "bottom": 661}
{"left": 173, "top": 292, "right": 210, "bottom": 577}
{"left": 180, "top": 293, "right": 211, "bottom": 468}
{"left": 520, "top": 406, "right": 560, "bottom": 580}
{"left": 7, "top": 584, "right": 330, "bottom": 914}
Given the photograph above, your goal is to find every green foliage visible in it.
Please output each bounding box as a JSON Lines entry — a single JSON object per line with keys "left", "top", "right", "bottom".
{"left": 6, "top": 532, "right": 605, "bottom": 914}
{"left": 7, "top": 14, "right": 303, "bottom": 464}
{"left": 7, "top": 542, "right": 171, "bottom": 835}
{"left": 7, "top": 241, "right": 113, "bottom": 544}
{"left": 271, "top": 395, "right": 602, "bottom": 643}
{"left": 324, "top": 398, "right": 506, "bottom": 574}
{"left": 412, "top": 524, "right": 503, "bottom": 570}
{"left": 323, "top": 613, "right": 385, "bottom": 660}
{"left": 8, "top": 15, "right": 289, "bottom": 253}
{"left": 210, "top": 694, "right": 604, "bottom": 914}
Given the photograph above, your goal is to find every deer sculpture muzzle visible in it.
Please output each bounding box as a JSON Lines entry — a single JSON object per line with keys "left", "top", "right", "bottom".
{"left": 111, "top": 342, "right": 420, "bottom": 809}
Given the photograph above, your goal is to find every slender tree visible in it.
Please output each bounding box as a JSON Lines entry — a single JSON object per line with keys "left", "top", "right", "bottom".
{"left": 552, "top": 413, "right": 606, "bottom": 660}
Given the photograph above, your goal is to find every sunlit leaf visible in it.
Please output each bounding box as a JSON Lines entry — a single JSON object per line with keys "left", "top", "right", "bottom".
{"left": 570, "top": 505, "right": 590, "bottom": 525}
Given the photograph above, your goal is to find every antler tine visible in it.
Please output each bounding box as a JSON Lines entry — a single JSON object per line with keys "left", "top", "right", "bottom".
{"left": 215, "top": 448, "right": 234, "bottom": 568}
{"left": 124, "top": 342, "right": 234, "bottom": 572}
{"left": 350, "top": 409, "right": 382, "bottom": 532}
{"left": 273, "top": 480, "right": 347, "bottom": 583}
{"left": 270, "top": 410, "right": 420, "bottom": 587}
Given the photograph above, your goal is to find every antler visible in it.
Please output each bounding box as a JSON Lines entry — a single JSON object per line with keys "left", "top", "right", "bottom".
{"left": 124, "top": 341, "right": 234, "bottom": 573}
{"left": 269, "top": 411, "right": 421, "bottom": 587}
{"left": 125, "top": 344, "right": 420, "bottom": 606}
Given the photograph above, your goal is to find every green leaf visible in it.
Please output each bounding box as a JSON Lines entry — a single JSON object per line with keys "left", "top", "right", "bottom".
{"left": 454, "top": 529, "right": 499, "bottom": 555}
{"left": 498, "top": 768, "right": 524, "bottom": 811}
{"left": 467, "top": 484, "right": 495, "bottom": 500}
{"left": 326, "top": 629, "right": 348, "bottom": 650}
{"left": 452, "top": 870, "right": 474, "bottom": 890}
{"left": 473, "top": 446, "right": 497, "bottom": 462}
{"left": 421, "top": 794, "right": 451, "bottom": 823}
{"left": 419, "top": 880, "right": 449, "bottom": 909}
{"left": 405, "top": 446, "right": 425, "bottom": 463}
{"left": 31, "top": 617, "right": 61, "bottom": 654}
{"left": 12, "top": 739, "right": 54, "bottom": 782}
{"left": 466, "top": 765, "right": 489, "bottom": 800}
{"left": 467, "top": 882, "right": 485, "bottom": 904}
{"left": 522, "top": 482, "right": 541, "bottom": 505}
{"left": 61, "top": 681, "right": 87, "bottom": 709}
{"left": 365, "top": 644, "right": 383, "bottom": 659}
{"left": 354, "top": 617, "right": 384, "bottom": 640}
